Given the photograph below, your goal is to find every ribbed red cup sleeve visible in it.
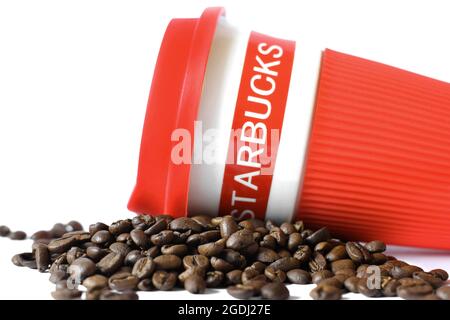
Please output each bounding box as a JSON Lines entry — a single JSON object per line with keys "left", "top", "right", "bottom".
{"left": 298, "top": 49, "right": 450, "bottom": 249}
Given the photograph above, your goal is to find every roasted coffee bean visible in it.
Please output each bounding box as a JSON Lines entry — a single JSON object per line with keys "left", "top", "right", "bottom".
{"left": 331, "top": 259, "right": 355, "bottom": 273}
{"left": 390, "top": 265, "right": 423, "bottom": 279}
{"left": 31, "top": 230, "right": 52, "bottom": 241}
{"left": 287, "top": 233, "right": 303, "bottom": 251}
{"left": 278, "top": 249, "right": 291, "bottom": 258}
{"left": 286, "top": 269, "right": 311, "bottom": 284}
{"left": 430, "top": 269, "right": 449, "bottom": 281}
{"left": 97, "top": 252, "right": 124, "bottom": 275}
{"left": 310, "top": 285, "right": 341, "bottom": 300}
{"left": 206, "top": 271, "right": 224, "bottom": 288}
{"left": 358, "top": 277, "right": 383, "bottom": 297}
{"left": 260, "top": 282, "right": 289, "bottom": 300}
{"left": 145, "top": 246, "right": 160, "bottom": 258}
{"left": 132, "top": 215, "right": 155, "bottom": 229}
{"left": 35, "top": 243, "right": 50, "bottom": 272}
{"left": 100, "top": 290, "right": 138, "bottom": 300}
{"left": 169, "top": 217, "right": 202, "bottom": 233}
{"left": 109, "top": 242, "right": 131, "bottom": 256}
{"left": 0, "top": 225, "right": 11, "bottom": 237}
{"left": 154, "top": 254, "right": 181, "bottom": 270}
{"left": 130, "top": 229, "right": 150, "bottom": 249}
{"left": 346, "top": 242, "right": 372, "bottom": 263}
{"left": 263, "top": 266, "right": 286, "bottom": 283}
{"left": 220, "top": 216, "right": 239, "bottom": 238}
{"left": 184, "top": 274, "right": 206, "bottom": 294}
{"left": 50, "top": 223, "right": 66, "bottom": 238}
{"left": 226, "top": 270, "right": 243, "bottom": 285}
{"left": 91, "top": 230, "right": 112, "bottom": 245}
{"left": 200, "top": 230, "right": 221, "bottom": 242}
{"left": 293, "top": 245, "right": 312, "bottom": 264}
{"left": 186, "top": 234, "right": 207, "bottom": 247}
{"left": 269, "top": 227, "right": 287, "bottom": 247}
{"left": 116, "top": 233, "right": 131, "bottom": 243}
{"left": 305, "top": 227, "right": 331, "bottom": 247}
{"left": 109, "top": 220, "right": 132, "bottom": 235}
{"left": 48, "top": 235, "right": 79, "bottom": 254}
{"left": 241, "top": 268, "right": 261, "bottom": 284}
{"left": 412, "top": 271, "right": 443, "bottom": 288}
{"left": 108, "top": 272, "right": 139, "bottom": 291}
{"left": 227, "top": 285, "right": 255, "bottom": 299}
{"left": 221, "top": 249, "right": 246, "bottom": 269}
{"left": 51, "top": 288, "right": 82, "bottom": 300}
{"left": 269, "top": 257, "right": 301, "bottom": 272}
{"left": 66, "top": 221, "right": 83, "bottom": 232}
{"left": 150, "top": 230, "right": 174, "bottom": 246}
{"left": 86, "top": 246, "right": 109, "bottom": 262}
{"left": 144, "top": 219, "right": 167, "bottom": 236}
{"left": 183, "top": 255, "right": 210, "bottom": 270}
{"left": 250, "top": 261, "right": 266, "bottom": 274}
{"left": 356, "top": 264, "right": 369, "bottom": 278}
{"left": 397, "top": 281, "right": 433, "bottom": 300}
{"left": 49, "top": 268, "right": 68, "bottom": 284}
{"left": 11, "top": 252, "right": 37, "bottom": 269}
{"left": 365, "top": 240, "right": 386, "bottom": 253}
{"left": 371, "top": 253, "right": 387, "bottom": 265}
{"left": 178, "top": 267, "right": 205, "bottom": 284}
{"left": 326, "top": 245, "right": 347, "bottom": 262}
{"left": 68, "top": 257, "right": 96, "bottom": 281}
{"left": 132, "top": 257, "right": 155, "bottom": 279}
{"left": 66, "top": 247, "right": 85, "bottom": 264}
{"left": 312, "top": 270, "right": 334, "bottom": 284}
{"left": 198, "top": 239, "right": 225, "bottom": 257}
{"left": 260, "top": 235, "right": 277, "bottom": 249}
{"left": 226, "top": 229, "right": 256, "bottom": 252}
{"left": 309, "top": 252, "right": 327, "bottom": 272}
{"left": 344, "top": 276, "right": 360, "bottom": 293}
{"left": 89, "top": 222, "right": 109, "bottom": 236}
{"left": 152, "top": 271, "right": 177, "bottom": 291}
{"left": 9, "top": 230, "right": 27, "bottom": 240}
{"left": 83, "top": 274, "right": 108, "bottom": 291}
{"left": 160, "top": 244, "right": 188, "bottom": 257}
{"left": 191, "top": 215, "right": 214, "bottom": 229}
{"left": 317, "top": 277, "right": 344, "bottom": 289}
{"left": 137, "top": 279, "right": 153, "bottom": 291}
{"left": 436, "top": 286, "right": 450, "bottom": 300}
{"left": 382, "top": 278, "right": 400, "bottom": 297}
{"left": 210, "top": 257, "right": 234, "bottom": 272}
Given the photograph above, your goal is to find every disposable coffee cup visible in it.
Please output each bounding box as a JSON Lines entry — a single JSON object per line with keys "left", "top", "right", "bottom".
{"left": 128, "top": 7, "right": 450, "bottom": 249}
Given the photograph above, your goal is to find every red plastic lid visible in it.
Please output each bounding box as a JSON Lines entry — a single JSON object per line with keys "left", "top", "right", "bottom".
{"left": 128, "top": 7, "right": 225, "bottom": 217}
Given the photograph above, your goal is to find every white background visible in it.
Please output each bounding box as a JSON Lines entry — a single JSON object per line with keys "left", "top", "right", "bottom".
{"left": 0, "top": 0, "right": 449, "bottom": 300}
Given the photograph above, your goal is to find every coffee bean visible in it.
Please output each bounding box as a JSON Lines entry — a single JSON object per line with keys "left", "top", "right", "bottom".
{"left": 261, "top": 282, "right": 289, "bottom": 300}
{"left": 108, "top": 272, "right": 139, "bottom": 291}
{"left": 83, "top": 274, "right": 108, "bottom": 291}
{"left": 109, "top": 242, "right": 131, "bottom": 256}
{"left": 109, "top": 220, "right": 132, "bottom": 235}
{"left": 390, "top": 265, "right": 423, "bottom": 279}
{"left": 0, "top": 225, "right": 11, "bottom": 237}
{"left": 331, "top": 259, "right": 355, "bottom": 273}
{"left": 371, "top": 253, "right": 387, "bottom": 265}
{"left": 309, "top": 252, "right": 327, "bottom": 272}
{"left": 269, "top": 257, "right": 301, "bottom": 272}
{"left": 100, "top": 290, "right": 139, "bottom": 300}
{"left": 151, "top": 230, "right": 174, "bottom": 246}
{"left": 210, "top": 257, "right": 234, "bottom": 272}
{"left": 132, "top": 257, "right": 155, "bottom": 279}
{"left": 206, "top": 271, "right": 224, "bottom": 288}
{"left": 412, "top": 271, "right": 443, "bottom": 288}
{"left": 226, "top": 270, "right": 243, "bottom": 285}
{"left": 227, "top": 285, "right": 254, "bottom": 299}
{"left": 66, "top": 247, "right": 85, "bottom": 264}
{"left": 364, "top": 240, "right": 386, "bottom": 253}
{"left": 89, "top": 222, "right": 109, "bottom": 235}
{"left": 50, "top": 223, "right": 66, "bottom": 238}
{"left": 35, "top": 243, "right": 50, "bottom": 272}
{"left": 124, "top": 250, "right": 143, "bottom": 267}
{"left": 287, "top": 233, "right": 303, "bottom": 251}
{"left": 286, "top": 269, "right": 311, "bottom": 284}
{"left": 226, "top": 229, "right": 255, "bottom": 252}
{"left": 184, "top": 274, "right": 206, "bottom": 294}
{"left": 326, "top": 245, "right": 347, "bottom": 262}
{"left": 260, "top": 235, "right": 277, "bottom": 249}
{"left": 397, "top": 281, "right": 433, "bottom": 300}
{"left": 9, "top": 230, "right": 27, "bottom": 240}
{"left": 269, "top": 227, "right": 287, "bottom": 247}
{"left": 31, "top": 230, "right": 52, "bottom": 240}
{"left": 86, "top": 246, "right": 109, "bottom": 262}
{"left": 48, "top": 235, "right": 78, "bottom": 254}
{"left": 183, "top": 255, "right": 209, "bottom": 270}
{"left": 68, "top": 257, "right": 96, "bottom": 281}
{"left": 310, "top": 285, "right": 341, "bottom": 300}
{"left": 241, "top": 268, "right": 261, "bottom": 284}
{"left": 154, "top": 254, "right": 181, "bottom": 270}
{"left": 429, "top": 269, "right": 448, "bottom": 281}
{"left": 436, "top": 286, "right": 450, "bottom": 300}
{"left": 221, "top": 249, "right": 246, "bottom": 269}
{"left": 137, "top": 279, "right": 153, "bottom": 291}
{"left": 97, "top": 252, "right": 124, "bottom": 275}
{"left": 144, "top": 219, "right": 167, "bottom": 236}
{"left": 178, "top": 267, "right": 205, "bottom": 284}
{"left": 198, "top": 239, "right": 225, "bottom": 257}
{"left": 382, "top": 278, "right": 400, "bottom": 297}
{"left": 305, "top": 227, "right": 331, "bottom": 246}
{"left": 293, "top": 245, "right": 312, "bottom": 263}
{"left": 11, "top": 252, "right": 37, "bottom": 269}
{"left": 51, "top": 288, "right": 82, "bottom": 300}
{"left": 169, "top": 217, "right": 202, "bottom": 233}
{"left": 130, "top": 229, "right": 150, "bottom": 249}
{"left": 91, "top": 230, "right": 112, "bottom": 245}
{"left": 152, "top": 271, "right": 177, "bottom": 291}
{"left": 358, "top": 277, "right": 383, "bottom": 297}
{"left": 312, "top": 270, "right": 334, "bottom": 284}
{"left": 161, "top": 244, "right": 189, "bottom": 257}
{"left": 219, "top": 216, "right": 239, "bottom": 238}
{"left": 344, "top": 276, "right": 360, "bottom": 293}
{"left": 66, "top": 221, "right": 83, "bottom": 232}
{"left": 346, "top": 242, "right": 372, "bottom": 263}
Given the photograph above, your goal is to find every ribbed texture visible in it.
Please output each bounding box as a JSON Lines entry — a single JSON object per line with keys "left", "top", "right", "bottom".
{"left": 298, "top": 49, "right": 450, "bottom": 249}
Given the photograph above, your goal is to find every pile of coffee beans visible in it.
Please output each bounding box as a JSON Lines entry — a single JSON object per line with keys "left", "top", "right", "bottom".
{"left": 7, "top": 215, "right": 450, "bottom": 300}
